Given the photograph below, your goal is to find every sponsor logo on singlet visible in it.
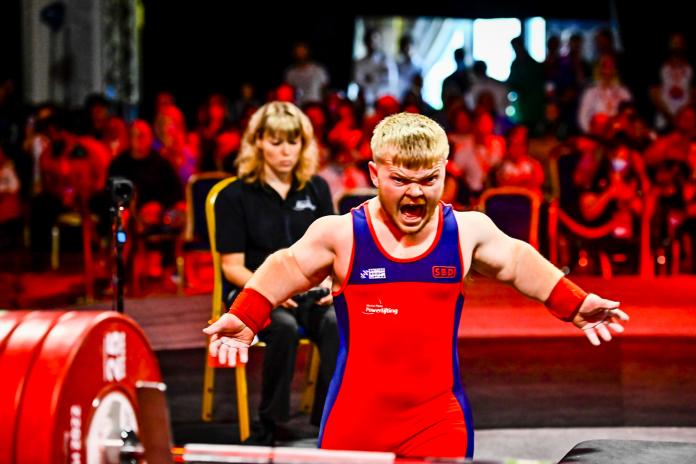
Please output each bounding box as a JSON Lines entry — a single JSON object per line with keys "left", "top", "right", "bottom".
{"left": 432, "top": 266, "right": 457, "bottom": 278}
{"left": 360, "top": 267, "right": 386, "bottom": 280}
{"left": 294, "top": 197, "right": 317, "bottom": 211}
{"left": 363, "top": 300, "right": 399, "bottom": 316}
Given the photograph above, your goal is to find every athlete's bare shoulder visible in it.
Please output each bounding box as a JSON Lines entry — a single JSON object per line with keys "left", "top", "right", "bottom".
{"left": 451, "top": 209, "right": 505, "bottom": 259}
{"left": 291, "top": 212, "right": 354, "bottom": 283}
{"left": 311, "top": 212, "right": 352, "bottom": 232}
{"left": 301, "top": 212, "right": 353, "bottom": 249}
{"left": 452, "top": 210, "right": 497, "bottom": 237}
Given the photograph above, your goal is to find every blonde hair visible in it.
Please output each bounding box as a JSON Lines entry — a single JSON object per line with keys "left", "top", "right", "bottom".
{"left": 371, "top": 112, "right": 449, "bottom": 169}
{"left": 236, "top": 101, "right": 318, "bottom": 187}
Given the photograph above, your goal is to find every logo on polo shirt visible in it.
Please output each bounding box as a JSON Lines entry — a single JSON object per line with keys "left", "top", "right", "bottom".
{"left": 360, "top": 267, "right": 386, "bottom": 280}
{"left": 294, "top": 196, "right": 316, "bottom": 211}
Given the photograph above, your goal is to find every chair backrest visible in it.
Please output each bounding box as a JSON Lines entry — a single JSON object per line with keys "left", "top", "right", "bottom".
{"left": 337, "top": 188, "right": 377, "bottom": 215}
{"left": 185, "top": 172, "right": 231, "bottom": 246}
{"left": 205, "top": 176, "right": 238, "bottom": 320}
{"left": 548, "top": 150, "right": 583, "bottom": 219}
{"left": 479, "top": 186, "right": 541, "bottom": 249}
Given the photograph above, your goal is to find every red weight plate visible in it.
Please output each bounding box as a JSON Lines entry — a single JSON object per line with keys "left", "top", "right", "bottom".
{"left": 0, "top": 310, "right": 67, "bottom": 464}
{"left": 16, "top": 311, "right": 162, "bottom": 464}
{"left": 0, "top": 310, "right": 30, "bottom": 355}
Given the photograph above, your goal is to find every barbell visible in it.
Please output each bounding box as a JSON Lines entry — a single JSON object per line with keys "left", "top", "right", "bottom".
{"left": 0, "top": 310, "right": 399, "bottom": 464}
{"left": 0, "top": 310, "right": 161, "bottom": 464}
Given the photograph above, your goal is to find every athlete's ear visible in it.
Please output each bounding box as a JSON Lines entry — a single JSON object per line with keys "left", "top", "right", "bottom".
{"left": 368, "top": 161, "right": 379, "bottom": 188}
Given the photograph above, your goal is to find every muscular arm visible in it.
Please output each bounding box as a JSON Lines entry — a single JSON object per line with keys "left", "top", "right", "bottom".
{"left": 465, "top": 211, "right": 563, "bottom": 301}
{"left": 461, "top": 211, "right": 629, "bottom": 346}
{"left": 204, "top": 214, "right": 345, "bottom": 367}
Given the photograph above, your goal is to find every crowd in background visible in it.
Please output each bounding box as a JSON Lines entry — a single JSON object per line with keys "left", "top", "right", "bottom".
{"left": 1, "top": 26, "right": 696, "bottom": 282}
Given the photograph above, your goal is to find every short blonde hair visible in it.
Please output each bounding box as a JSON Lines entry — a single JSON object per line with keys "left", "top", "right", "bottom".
{"left": 236, "top": 101, "right": 318, "bottom": 188}
{"left": 371, "top": 112, "right": 449, "bottom": 169}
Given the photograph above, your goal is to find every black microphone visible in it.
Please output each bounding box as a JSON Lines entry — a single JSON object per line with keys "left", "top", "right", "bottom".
{"left": 107, "top": 177, "right": 134, "bottom": 207}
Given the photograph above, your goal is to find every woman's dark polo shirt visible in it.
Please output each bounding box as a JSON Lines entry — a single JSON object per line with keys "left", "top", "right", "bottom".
{"left": 215, "top": 175, "right": 334, "bottom": 280}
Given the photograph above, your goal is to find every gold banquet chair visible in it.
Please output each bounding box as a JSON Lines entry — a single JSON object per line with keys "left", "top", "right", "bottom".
{"left": 336, "top": 188, "right": 378, "bottom": 215}
{"left": 179, "top": 171, "right": 230, "bottom": 293}
{"left": 201, "top": 177, "right": 320, "bottom": 442}
{"left": 479, "top": 186, "right": 542, "bottom": 250}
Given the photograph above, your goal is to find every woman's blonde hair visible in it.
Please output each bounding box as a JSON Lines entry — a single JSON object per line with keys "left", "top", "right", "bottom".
{"left": 371, "top": 112, "right": 449, "bottom": 169}
{"left": 236, "top": 101, "right": 318, "bottom": 187}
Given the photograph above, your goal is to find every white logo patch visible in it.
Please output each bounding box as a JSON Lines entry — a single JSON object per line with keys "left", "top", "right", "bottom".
{"left": 360, "top": 267, "right": 386, "bottom": 280}
{"left": 294, "top": 197, "right": 316, "bottom": 211}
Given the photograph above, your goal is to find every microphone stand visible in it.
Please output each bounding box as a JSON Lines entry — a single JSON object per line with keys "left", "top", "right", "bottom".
{"left": 111, "top": 204, "right": 127, "bottom": 314}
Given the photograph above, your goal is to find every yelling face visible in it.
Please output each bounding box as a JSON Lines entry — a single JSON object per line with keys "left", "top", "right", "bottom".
{"left": 369, "top": 153, "right": 446, "bottom": 235}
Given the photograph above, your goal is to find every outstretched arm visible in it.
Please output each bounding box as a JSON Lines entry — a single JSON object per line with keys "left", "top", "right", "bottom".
{"left": 465, "top": 211, "right": 628, "bottom": 345}
{"left": 203, "top": 215, "right": 340, "bottom": 366}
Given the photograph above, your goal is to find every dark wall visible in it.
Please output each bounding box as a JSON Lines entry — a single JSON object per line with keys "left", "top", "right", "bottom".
{"left": 6, "top": 1, "right": 693, "bottom": 120}
{"left": 141, "top": 4, "right": 356, "bottom": 119}
{"left": 140, "top": 1, "right": 613, "bottom": 118}
{"left": 0, "top": 0, "right": 22, "bottom": 88}
{"left": 614, "top": 1, "right": 696, "bottom": 116}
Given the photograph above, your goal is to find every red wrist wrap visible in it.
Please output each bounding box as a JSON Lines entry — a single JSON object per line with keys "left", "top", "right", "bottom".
{"left": 228, "top": 288, "right": 272, "bottom": 334}
{"left": 545, "top": 277, "right": 588, "bottom": 322}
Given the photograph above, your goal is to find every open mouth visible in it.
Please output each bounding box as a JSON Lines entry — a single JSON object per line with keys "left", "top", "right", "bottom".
{"left": 399, "top": 203, "right": 426, "bottom": 222}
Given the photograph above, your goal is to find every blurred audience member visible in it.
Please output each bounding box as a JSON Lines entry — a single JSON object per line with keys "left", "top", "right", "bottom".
{"left": 0, "top": 145, "right": 21, "bottom": 248}
{"left": 284, "top": 42, "right": 329, "bottom": 106}
{"left": 492, "top": 125, "right": 544, "bottom": 194}
{"left": 103, "top": 116, "right": 129, "bottom": 159}
{"left": 82, "top": 94, "right": 111, "bottom": 140}
{"left": 650, "top": 32, "right": 695, "bottom": 131}
{"left": 353, "top": 28, "right": 398, "bottom": 109}
{"left": 645, "top": 105, "right": 696, "bottom": 166}
{"left": 446, "top": 105, "right": 472, "bottom": 149}
{"left": 108, "top": 120, "right": 185, "bottom": 279}
{"left": 155, "top": 105, "right": 196, "bottom": 183}
{"left": 557, "top": 33, "right": 592, "bottom": 134}
{"left": 154, "top": 91, "right": 176, "bottom": 115}
{"left": 578, "top": 54, "right": 632, "bottom": 133}
{"left": 611, "top": 102, "right": 655, "bottom": 151}
{"left": 544, "top": 35, "right": 563, "bottom": 100}
{"left": 22, "top": 104, "right": 55, "bottom": 195}
{"left": 231, "top": 82, "right": 261, "bottom": 124}
{"left": 396, "top": 34, "right": 422, "bottom": 103}
{"left": 508, "top": 37, "right": 546, "bottom": 135}
{"left": 592, "top": 27, "right": 627, "bottom": 83}
{"left": 441, "top": 48, "right": 471, "bottom": 112}
{"left": 193, "top": 94, "right": 233, "bottom": 173}
{"left": 644, "top": 106, "right": 696, "bottom": 248}
{"left": 450, "top": 112, "right": 505, "bottom": 203}
{"left": 30, "top": 111, "right": 109, "bottom": 265}
{"left": 466, "top": 61, "right": 509, "bottom": 117}
{"left": 577, "top": 138, "right": 648, "bottom": 238}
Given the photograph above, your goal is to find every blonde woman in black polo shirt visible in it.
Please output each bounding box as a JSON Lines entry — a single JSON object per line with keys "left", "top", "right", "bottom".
{"left": 215, "top": 101, "right": 337, "bottom": 445}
